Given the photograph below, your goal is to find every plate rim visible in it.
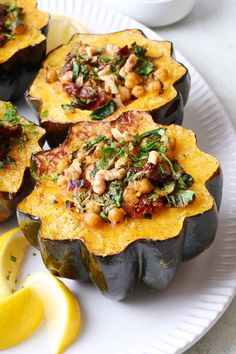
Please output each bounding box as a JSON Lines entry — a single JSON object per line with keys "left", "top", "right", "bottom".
{"left": 3, "top": 0, "right": 236, "bottom": 353}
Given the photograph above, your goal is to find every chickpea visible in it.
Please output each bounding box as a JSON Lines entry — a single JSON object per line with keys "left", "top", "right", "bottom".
{"left": 132, "top": 85, "right": 145, "bottom": 98}
{"left": 134, "top": 178, "right": 154, "bottom": 195}
{"left": 168, "top": 137, "right": 176, "bottom": 151}
{"left": 123, "top": 186, "right": 139, "bottom": 206}
{"left": 125, "top": 72, "right": 142, "bottom": 89}
{"left": 14, "top": 24, "right": 28, "bottom": 35}
{"left": 86, "top": 200, "right": 101, "bottom": 214}
{"left": 44, "top": 68, "right": 58, "bottom": 83}
{"left": 94, "top": 142, "right": 104, "bottom": 158}
{"left": 108, "top": 207, "right": 126, "bottom": 224}
{"left": 118, "top": 85, "right": 131, "bottom": 102}
{"left": 84, "top": 213, "right": 103, "bottom": 228}
{"left": 146, "top": 79, "right": 162, "bottom": 94}
{"left": 154, "top": 68, "right": 168, "bottom": 82}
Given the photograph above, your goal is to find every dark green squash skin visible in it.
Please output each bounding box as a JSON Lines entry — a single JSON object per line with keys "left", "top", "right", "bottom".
{"left": 0, "top": 134, "right": 46, "bottom": 223}
{"left": 25, "top": 31, "right": 191, "bottom": 148}
{"left": 17, "top": 168, "right": 222, "bottom": 301}
{"left": 0, "top": 23, "right": 49, "bottom": 102}
{"left": 0, "top": 169, "right": 35, "bottom": 223}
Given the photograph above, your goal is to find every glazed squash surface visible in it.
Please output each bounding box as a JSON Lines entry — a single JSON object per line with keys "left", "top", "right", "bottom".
{"left": 0, "top": 0, "right": 49, "bottom": 63}
{"left": 18, "top": 111, "right": 219, "bottom": 256}
{"left": 0, "top": 101, "right": 45, "bottom": 222}
{"left": 0, "top": 0, "right": 49, "bottom": 101}
{"left": 27, "top": 29, "right": 190, "bottom": 146}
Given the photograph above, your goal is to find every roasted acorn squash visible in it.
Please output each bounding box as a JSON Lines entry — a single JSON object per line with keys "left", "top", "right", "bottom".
{"left": 17, "top": 111, "right": 222, "bottom": 300}
{"left": 0, "top": 0, "right": 49, "bottom": 101}
{"left": 0, "top": 101, "right": 45, "bottom": 222}
{"left": 26, "top": 29, "right": 190, "bottom": 147}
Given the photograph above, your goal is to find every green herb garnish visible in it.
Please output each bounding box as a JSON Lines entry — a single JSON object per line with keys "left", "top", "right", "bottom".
{"left": 41, "top": 110, "right": 48, "bottom": 118}
{"left": 135, "top": 58, "right": 154, "bottom": 76}
{"left": 31, "top": 171, "right": 39, "bottom": 182}
{"left": 131, "top": 43, "right": 147, "bottom": 57}
{"left": 72, "top": 223, "right": 79, "bottom": 230}
{"left": 90, "top": 101, "right": 117, "bottom": 120}
{"left": 101, "top": 56, "right": 114, "bottom": 63}
{"left": 10, "top": 255, "right": 17, "bottom": 262}
{"left": 166, "top": 189, "right": 195, "bottom": 207}
{"left": 83, "top": 135, "right": 107, "bottom": 155}
{"left": 61, "top": 104, "right": 75, "bottom": 113}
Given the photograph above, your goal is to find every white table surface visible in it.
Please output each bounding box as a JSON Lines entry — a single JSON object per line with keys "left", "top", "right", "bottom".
{"left": 155, "top": 0, "right": 236, "bottom": 352}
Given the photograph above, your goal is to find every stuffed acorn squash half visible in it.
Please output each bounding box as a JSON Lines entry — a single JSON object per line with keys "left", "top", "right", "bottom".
{"left": 0, "top": 101, "right": 45, "bottom": 222}
{"left": 17, "top": 111, "right": 222, "bottom": 300}
{"left": 26, "top": 29, "right": 190, "bottom": 147}
{"left": 0, "top": 0, "right": 49, "bottom": 101}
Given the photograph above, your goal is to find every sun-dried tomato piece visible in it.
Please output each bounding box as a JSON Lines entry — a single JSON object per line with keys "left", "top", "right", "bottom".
{"left": 0, "top": 124, "right": 22, "bottom": 139}
{"left": 117, "top": 45, "right": 130, "bottom": 57}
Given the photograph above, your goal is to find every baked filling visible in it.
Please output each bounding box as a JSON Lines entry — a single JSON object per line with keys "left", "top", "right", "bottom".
{"left": 37, "top": 118, "right": 195, "bottom": 227}
{"left": 0, "top": 2, "right": 27, "bottom": 47}
{"left": 44, "top": 42, "right": 168, "bottom": 120}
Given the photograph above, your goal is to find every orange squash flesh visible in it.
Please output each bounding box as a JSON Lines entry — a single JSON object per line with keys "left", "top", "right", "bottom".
{"left": 18, "top": 111, "right": 219, "bottom": 256}
{"left": 0, "top": 101, "right": 45, "bottom": 222}
{"left": 0, "top": 0, "right": 49, "bottom": 101}
{"left": 0, "top": 0, "right": 49, "bottom": 64}
{"left": 26, "top": 29, "right": 190, "bottom": 147}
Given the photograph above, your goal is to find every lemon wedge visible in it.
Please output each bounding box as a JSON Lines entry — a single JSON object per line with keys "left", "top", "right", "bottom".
{"left": 24, "top": 272, "right": 81, "bottom": 354}
{"left": 0, "top": 227, "right": 29, "bottom": 299}
{"left": 47, "top": 14, "right": 88, "bottom": 52}
{"left": 0, "top": 287, "right": 43, "bottom": 350}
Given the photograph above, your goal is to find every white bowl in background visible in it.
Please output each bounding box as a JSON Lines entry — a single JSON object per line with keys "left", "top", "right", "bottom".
{"left": 100, "top": 0, "right": 196, "bottom": 27}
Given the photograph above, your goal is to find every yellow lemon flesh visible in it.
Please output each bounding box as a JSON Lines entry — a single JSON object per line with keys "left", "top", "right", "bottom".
{"left": 0, "top": 287, "right": 43, "bottom": 350}
{"left": 47, "top": 14, "right": 88, "bottom": 52}
{"left": 0, "top": 227, "right": 29, "bottom": 299}
{"left": 24, "top": 272, "right": 81, "bottom": 354}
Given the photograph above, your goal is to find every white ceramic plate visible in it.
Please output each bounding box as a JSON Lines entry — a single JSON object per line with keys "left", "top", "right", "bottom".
{"left": 1, "top": 0, "right": 236, "bottom": 353}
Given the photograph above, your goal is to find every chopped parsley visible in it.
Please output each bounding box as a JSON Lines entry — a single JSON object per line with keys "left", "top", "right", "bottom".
{"left": 83, "top": 135, "right": 108, "bottom": 155}
{"left": 41, "top": 110, "right": 49, "bottom": 118}
{"left": 90, "top": 101, "right": 117, "bottom": 120}
{"left": 61, "top": 104, "right": 75, "bottom": 113}
{"left": 10, "top": 255, "right": 17, "bottom": 262}
{"left": 166, "top": 189, "right": 195, "bottom": 207}
{"left": 57, "top": 123, "right": 195, "bottom": 223}
{"left": 0, "top": 3, "right": 26, "bottom": 47}
{"left": 59, "top": 41, "right": 162, "bottom": 119}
